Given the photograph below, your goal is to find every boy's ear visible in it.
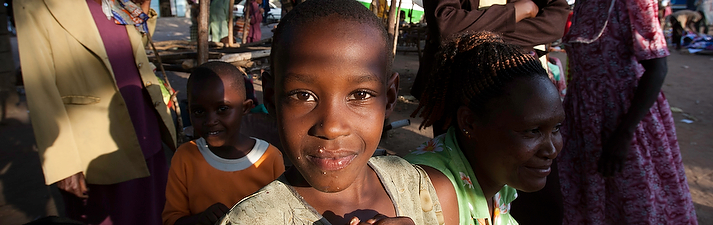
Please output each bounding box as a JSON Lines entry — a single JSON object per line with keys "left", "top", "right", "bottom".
{"left": 262, "top": 71, "right": 277, "bottom": 117}
{"left": 384, "top": 72, "right": 399, "bottom": 119}
{"left": 242, "top": 98, "right": 254, "bottom": 115}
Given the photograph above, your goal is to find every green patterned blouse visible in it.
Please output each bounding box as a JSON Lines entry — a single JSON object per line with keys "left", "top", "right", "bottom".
{"left": 405, "top": 127, "right": 519, "bottom": 225}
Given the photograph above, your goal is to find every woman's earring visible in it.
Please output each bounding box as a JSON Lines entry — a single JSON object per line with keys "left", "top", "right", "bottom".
{"left": 462, "top": 128, "right": 471, "bottom": 138}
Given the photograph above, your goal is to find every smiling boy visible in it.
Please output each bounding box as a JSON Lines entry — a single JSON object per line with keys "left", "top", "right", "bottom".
{"left": 162, "top": 62, "right": 284, "bottom": 225}
{"left": 217, "top": 0, "right": 445, "bottom": 224}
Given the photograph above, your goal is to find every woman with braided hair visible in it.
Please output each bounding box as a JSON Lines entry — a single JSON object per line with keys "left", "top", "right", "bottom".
{"left": 404, "top": 31, "right": 565, "bottom": 225}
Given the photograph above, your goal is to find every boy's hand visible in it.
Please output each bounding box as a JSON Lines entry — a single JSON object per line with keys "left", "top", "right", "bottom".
{"left": 348, "top": 215, "right": 415, "bottom": 225}
{"left": 57, "top": 172, "right": 88, "bottom": 198}
{"left": 198, "top": 203, "right": 230, "bottom": 225}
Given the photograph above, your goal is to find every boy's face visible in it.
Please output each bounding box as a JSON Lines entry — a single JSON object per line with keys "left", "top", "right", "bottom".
{"left": 189, "top": 75, "right": 253, "bottom": 148}
{"left": 271, "top": 17, "right": 398, "bottom": 192}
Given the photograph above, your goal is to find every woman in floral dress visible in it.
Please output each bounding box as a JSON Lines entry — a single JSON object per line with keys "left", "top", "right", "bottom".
{"left": 559, "top": 0, "right": 698, "bottom": 223}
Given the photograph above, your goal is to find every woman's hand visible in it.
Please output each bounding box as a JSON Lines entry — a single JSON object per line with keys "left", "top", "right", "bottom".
{"left": 598, "top": 130, "right": 633, "bottom": 177}
{"left": 57, "top": 172, "right": 88, "bottom": 198}
{"left": 597, "top": 57, "right": 667, "bottom": 177}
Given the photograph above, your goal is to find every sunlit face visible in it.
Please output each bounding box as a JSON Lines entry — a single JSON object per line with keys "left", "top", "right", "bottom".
{"left": 466, "top": 77, "right": 565, "bottom": 192}
{"left": 189, "top": 75, "right": 251, "bottom": 148}
{"left": 272, "top": 17, "right": 395, "bottom": 192}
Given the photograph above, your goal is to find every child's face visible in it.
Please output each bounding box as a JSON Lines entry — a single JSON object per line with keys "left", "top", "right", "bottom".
{"left": 271, "top": 17, "right": 398, "bottom": 192}
{"left": 189, "top": 75, "right": 253, "bottom": 148}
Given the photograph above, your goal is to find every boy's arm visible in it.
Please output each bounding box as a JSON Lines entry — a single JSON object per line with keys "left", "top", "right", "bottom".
{"left": 174, "top": 203, "right": 230, "bottom": 225}
{"left": 165, "top": 146, "right": 231, "bottom": 225}
{"left": 162, "top": 151, "right": 192, "bottom": 225}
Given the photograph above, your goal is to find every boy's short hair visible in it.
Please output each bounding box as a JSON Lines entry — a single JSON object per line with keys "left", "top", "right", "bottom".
{"left": 187, "top": 61, "right": 246, "bottom": 98}
{"left": 271, "top": 0, "right": 394, "bottom": 75}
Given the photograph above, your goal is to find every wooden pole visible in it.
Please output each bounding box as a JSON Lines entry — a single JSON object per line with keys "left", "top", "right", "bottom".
{"left": 198, "top": 0, "right": 210, "bottom": 65}
{"left": 392, "top": 0, "right": 402, "bottom": 57}
{"left": 386, "top": 0, "right": 399, "bottom": 56}
{"left": 242, "top": 0, "right": 251, "bottom": 44}
{"left": 228, "top": 0, "right": 236, "bottom": 47}
{"left": 146, "top": 32, "right": 186, "bottom": 144}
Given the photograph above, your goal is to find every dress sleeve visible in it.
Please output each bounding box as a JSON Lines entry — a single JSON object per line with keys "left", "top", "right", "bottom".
{"left": 162, "top": 146, "right": 191, "bottom": 225}
{"left": 627, "top": 0, "right": 669, "bottom": 61}
{"left": 428, "top": 0, "right": 517, "bottom": 38}
{"left": 14, "top": 0, "right": 83, "bottom": 185}
{"left": 500, "top": 0, "right": 570, "bottom": 48}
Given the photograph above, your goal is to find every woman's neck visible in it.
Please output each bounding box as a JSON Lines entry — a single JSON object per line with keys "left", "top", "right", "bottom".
{"left": 455, "top": 130, "right": 503, "bottom": 200}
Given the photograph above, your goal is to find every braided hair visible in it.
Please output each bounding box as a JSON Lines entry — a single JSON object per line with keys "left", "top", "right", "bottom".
{"left": 412, "top": 31, "right": 548, "bottom": 130}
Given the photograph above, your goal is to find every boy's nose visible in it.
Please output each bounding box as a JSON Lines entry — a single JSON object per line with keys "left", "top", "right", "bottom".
{"left": 310, "top": 101, "right": 350, "bottom": 140}
{"left": 204, "top": 112, "right": 220, "bottom": 126}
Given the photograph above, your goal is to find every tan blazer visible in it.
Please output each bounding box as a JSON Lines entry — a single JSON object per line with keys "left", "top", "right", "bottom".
{"left": 15, "top": 0, "right": 176, "bottom": 185}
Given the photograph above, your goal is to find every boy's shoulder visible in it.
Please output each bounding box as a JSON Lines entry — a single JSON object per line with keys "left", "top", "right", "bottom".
{"left": 217, "top": 177, "right": 329, "bottom": 225}
{"left": 171, "top": 140, "right": 201, "bottom": 163}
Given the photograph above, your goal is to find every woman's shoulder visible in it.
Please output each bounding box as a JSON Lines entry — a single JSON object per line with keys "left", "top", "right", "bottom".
{"left": 403, "top": 132, "right": 455, "bottom": 169}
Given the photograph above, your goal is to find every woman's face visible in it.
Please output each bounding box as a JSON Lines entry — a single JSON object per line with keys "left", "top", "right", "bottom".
{"left": 462, "top": 77, "right": 565, "bottom": 192}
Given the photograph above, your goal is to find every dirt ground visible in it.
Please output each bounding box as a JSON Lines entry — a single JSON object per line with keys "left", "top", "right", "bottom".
{"left": 1, "top": 18, "right": 712, "bottom": 224}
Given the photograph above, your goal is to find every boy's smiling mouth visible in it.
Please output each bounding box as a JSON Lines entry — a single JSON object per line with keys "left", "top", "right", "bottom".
{"left": 306, "top": 151, "right": 358, "bottom": 171}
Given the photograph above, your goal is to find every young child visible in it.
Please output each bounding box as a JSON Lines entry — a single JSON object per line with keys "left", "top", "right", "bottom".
{"left": 404, "top": 31, "right": 565, "bottom": 225}
{"left": 162, "top": 62, "right": 285, "bottom": 225}
{"left": 217, "top": 0, "right": 448, "bottom": 224}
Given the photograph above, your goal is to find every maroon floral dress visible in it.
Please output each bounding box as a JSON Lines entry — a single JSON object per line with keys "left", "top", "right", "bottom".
{"left": 559, "top": 0, "right": 698, "bottom": 223}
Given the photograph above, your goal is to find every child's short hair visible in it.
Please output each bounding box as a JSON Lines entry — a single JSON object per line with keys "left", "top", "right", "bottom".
{"left": 412, "top": 31, "right": 548, "bottom": 129}
{"left": 271, "top": 0, "right": 394, "bottom": 74}
{"left": 187, "top": 61, "right": 246, "bottom": 98}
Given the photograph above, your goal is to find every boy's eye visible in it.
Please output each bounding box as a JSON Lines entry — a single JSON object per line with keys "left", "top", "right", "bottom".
{"left": 289, "top": 91, "right": 316, "bottom": 102}
{"left": 218, "top": 106, "right": 229, "bottom": 112}
{"left": 192, "top": 109, "right": 204, "bottom": 115}
{"left": 553, "top": 124, "right": 562, "bottom": 133}
{"left": 347, "top": 91, "right": 373, "bottom": 101}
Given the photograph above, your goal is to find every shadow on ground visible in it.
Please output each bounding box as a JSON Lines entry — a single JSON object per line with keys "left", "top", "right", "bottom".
{"left": 0, "top": 91, "right": 62, "bottom": 225}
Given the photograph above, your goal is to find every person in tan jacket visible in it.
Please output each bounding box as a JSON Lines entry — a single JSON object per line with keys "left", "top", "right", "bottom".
{"left": 15, "top": 0, "right": 175, "bottom": 224}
